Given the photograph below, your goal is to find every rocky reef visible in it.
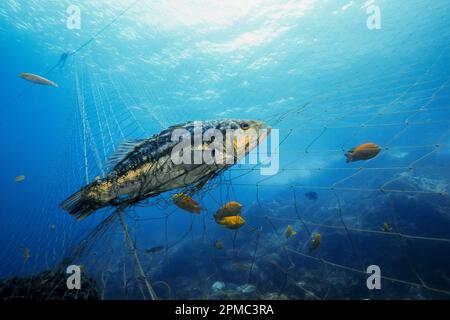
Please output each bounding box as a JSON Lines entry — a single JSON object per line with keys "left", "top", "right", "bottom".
{"left": 0, "top": 269, "right": 99, "bottom": 300}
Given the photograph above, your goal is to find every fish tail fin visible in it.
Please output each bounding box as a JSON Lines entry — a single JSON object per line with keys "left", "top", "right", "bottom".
{"left": 60, "top": 188, "right": 102, "bottom": 221}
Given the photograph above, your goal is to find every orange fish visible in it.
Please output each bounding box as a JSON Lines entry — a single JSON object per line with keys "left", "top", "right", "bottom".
{"left": 214, "top": 201, "right": 243, "bottom": 220}
{"left": 345, "top": 143, "right": 381, "bottom": 163}
{"left": 172, "top": 193, "right": 201, "bottom": 214}
{"left": 285, "top": 225, "right": 297, "bottom": 239}
{"left": 216, "top": 215, "right": 245, "bottom": 230}
{"left": 311, "top": 233, "right": 321, "bottom": 250}
{"left": 214, "top": 240, "right": 224, "bottom": 250}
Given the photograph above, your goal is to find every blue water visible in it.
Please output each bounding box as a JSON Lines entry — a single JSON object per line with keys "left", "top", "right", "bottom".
{"left": 1, "top": 0, "right": 450, "bottom": 299}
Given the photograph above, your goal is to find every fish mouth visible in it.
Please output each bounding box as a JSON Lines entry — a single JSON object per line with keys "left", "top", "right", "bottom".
{"left": 256, "top": 122, "right": 271, "bottom": 144}
{"left": 258, "top": 128, "right": 270, "bottom": 144}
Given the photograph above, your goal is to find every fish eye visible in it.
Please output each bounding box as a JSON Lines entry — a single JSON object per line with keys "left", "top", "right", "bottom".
{"left": 240, "top": 122, "right": 250, "bottom": 130}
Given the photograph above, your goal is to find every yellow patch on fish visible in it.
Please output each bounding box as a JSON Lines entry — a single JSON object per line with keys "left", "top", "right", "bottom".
{"left": 216, "top": 215, "right": 245, "bottom": 229}
{"left": 88, "top": 162, "right": 158, "bottom": 200}
{"left": 285, "top": 225, "right": 297, "bottom": 239}
{"left": 172, "top": 193, "right": 201, "bottom": 214}
{"left": 233, "top": 134, "right": 255, "bottom": 158}
{"left": 116, "top": 162, "right": 156, "bottom": 185}
{"left": 88, "top": 180, "right": 113, "bottom": 199}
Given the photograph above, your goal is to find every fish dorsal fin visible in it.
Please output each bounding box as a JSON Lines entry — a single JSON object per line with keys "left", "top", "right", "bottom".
{"left": 105, "top": 139, "right": 147, "bottom": 170}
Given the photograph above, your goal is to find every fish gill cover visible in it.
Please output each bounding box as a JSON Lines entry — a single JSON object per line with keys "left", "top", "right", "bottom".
{"left": 0, "top": 0, "right": 450, "bottom": 300}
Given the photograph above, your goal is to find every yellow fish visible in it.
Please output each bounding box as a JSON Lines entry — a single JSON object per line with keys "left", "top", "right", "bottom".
{"left": 311, "top": 233, "right": 321, "bottom": 250}
{"left": 345, "top": 143, "right": 381, "bottom": 163}
{"left": 172, "top": 193, "right": 201, "bottom": 214}
{"left": 15, "top": 175, "right": 26, "bottom": 183}
{"left": 214, "top": 201, "right": 243, "bottom": 220}
{"left": 22, "top": 246, "right": 30, "bottom": 263}
{"left": 20, "top": 73, "right": 58, "bottom": 87}
{"left": 285, "top": 225, "right": 297, "bottom": 239}
{"left": 381, "top": 222, "right": 393, "bottom": 232}
{"left": 218, "top": 202, "right": 242, "bottom": 215}
{"left": 214, "top": 240, "right": 224, "bottom": 250}
{"left": 216, "top": 215, "right": 245, "bottom": 230}
{"left": 233, "top": 262, "right": 250, "bottom": 271}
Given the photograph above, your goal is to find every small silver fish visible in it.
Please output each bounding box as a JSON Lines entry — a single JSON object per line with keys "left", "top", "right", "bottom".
{"left": 20, "top": 73, "right": 58, "bottom": 87}
{"left": 15, "top": 175, "right": 26, "bottom": 183}
{"left": 237, "top": 284, "right": 256, "bottom": 294}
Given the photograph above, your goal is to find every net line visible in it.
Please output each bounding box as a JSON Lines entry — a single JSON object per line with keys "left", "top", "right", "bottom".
{"left": 3, "top": 1, "right": 450, "bottom": 300}
{"left": 8, "top": 46, "right": 448, "bottom": 297}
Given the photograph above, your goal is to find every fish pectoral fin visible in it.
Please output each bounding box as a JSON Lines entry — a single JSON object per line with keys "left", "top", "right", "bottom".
{"left": 105, "top": 139, "right": 147, "bottom": 170}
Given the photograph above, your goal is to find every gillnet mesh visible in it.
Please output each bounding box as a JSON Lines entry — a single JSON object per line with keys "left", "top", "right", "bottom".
{"left": 1, "top": 0, "right": 450, "bottom": 300}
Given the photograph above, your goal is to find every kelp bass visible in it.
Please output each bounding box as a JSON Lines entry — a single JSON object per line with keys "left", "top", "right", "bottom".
{"left": 60, "top": 119, "right": 269, "bottom": 220}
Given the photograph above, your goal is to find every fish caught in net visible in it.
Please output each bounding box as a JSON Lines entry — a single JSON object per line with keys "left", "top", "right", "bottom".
{"left": 1, "top": 0, "right": 450, "bottom": 302}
